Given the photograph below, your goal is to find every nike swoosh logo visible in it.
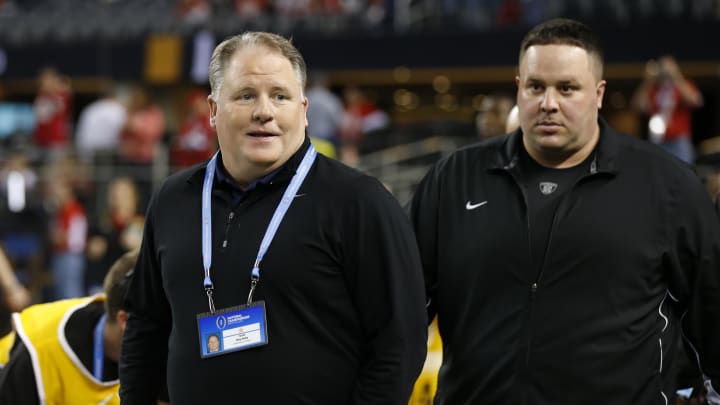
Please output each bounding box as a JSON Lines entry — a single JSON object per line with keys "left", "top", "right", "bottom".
{"left": 294, "top": 193, "right": 306, "bottom": 198}
{"left": 465, "top": 200, "right": 488, "bottom": 210}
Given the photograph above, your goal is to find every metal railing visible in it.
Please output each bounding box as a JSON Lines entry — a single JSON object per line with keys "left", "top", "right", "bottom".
{"left": 357, "top": 135, "right": 470, "bottom": 205}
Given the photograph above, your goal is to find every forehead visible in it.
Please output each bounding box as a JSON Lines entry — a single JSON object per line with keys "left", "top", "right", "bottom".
{"left": 224, "top": 45, "right": 299, "bottom": 85}
{"left": 520, "top": 44, "right": 599, "bottom": 80}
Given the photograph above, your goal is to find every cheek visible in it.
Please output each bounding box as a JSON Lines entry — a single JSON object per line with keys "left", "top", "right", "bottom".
{"left": 568, "top": 98, "right": 595, "bottom": 120}
{"left": 517, "top": 101, "right": 537, "bottom": 122}
{"left": 517, "top": 92, "right": 536, "bottom": 110}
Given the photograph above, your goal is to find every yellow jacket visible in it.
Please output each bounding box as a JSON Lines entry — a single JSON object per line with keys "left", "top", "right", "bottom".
{"left": 408, "top": 317, "right": 442, "bottom": 405}
{"left": 0, "top": 330, "right": 13, "bottom": 366}
{"left": 10, "top": 295, "right": 119, "bottom": 405}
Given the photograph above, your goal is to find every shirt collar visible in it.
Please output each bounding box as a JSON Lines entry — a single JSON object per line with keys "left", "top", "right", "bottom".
{"left": 188, "top": 136, "right": 313, "bottom": 206}
{"left": 214, "top": 152, "right": 279, "bottom": 194}
{"left": 491, "top": 117, "right": 618, "bottom": 175}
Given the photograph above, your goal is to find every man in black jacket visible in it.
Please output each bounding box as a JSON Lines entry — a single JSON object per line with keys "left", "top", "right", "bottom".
{"left": 409, "top": 18, "right": 720, "bottom": 404}
{"left": 119, "top": 32, "right": 427, "bottom": 404}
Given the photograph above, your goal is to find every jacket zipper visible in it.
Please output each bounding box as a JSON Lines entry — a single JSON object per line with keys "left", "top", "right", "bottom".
{"left": 503, "top": 161, "right": 539, "bottom": 378}
{"left": 504, "top": 155, "right": 602, "bottom": 397}
{"left": 221, "top": 211, "right": 235, "bottom": 249}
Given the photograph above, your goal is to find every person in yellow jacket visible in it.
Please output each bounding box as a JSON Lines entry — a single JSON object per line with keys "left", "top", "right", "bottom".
{"left": 0, "top": 249, "right": 138, "bottom": 405}
{"left": 408, "top": 317, "right": 443, "bottom": 405}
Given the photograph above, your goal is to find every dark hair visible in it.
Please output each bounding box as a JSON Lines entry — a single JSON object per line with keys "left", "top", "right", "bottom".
{"left": 103, "top": 249, "right": 139, "bottom": 322}
{"left": 519, "top": 18, "right": 604, "bottom": 76}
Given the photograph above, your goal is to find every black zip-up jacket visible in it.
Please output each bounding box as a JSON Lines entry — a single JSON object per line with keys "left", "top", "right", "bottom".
{"left": 409, "top": 121, "right": 720, "bottom": 404}
{"left": 120, "top": 139, "right": 428, "bottom": 404}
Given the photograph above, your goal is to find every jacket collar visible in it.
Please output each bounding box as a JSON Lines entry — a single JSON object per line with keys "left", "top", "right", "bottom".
{"left": 491, "top": 117, "right": 619, "bottom": 175}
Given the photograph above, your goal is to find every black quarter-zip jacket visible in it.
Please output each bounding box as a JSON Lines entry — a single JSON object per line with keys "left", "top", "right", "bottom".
{"left": 409, "top": 120, "right": 720, "bottom": 404}
{"left": 120, "top": 138, "right": 428, "bottom": 404}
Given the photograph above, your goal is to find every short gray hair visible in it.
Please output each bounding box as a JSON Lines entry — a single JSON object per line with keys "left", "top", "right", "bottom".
{"left": 208, "top": 32, "right": 307, "bottom": 100}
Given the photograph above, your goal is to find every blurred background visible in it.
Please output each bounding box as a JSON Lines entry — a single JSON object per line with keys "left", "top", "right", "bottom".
{"left": 0, "top": 0, "right": 720, "bottom": 320}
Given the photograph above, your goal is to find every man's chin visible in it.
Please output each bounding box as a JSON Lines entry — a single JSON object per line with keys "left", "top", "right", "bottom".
{"left": 534, "top": 133, "right": 570, "bottom": 149}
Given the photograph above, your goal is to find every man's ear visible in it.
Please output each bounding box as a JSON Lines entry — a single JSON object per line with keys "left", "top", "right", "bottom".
{"left": 208, "top": 95, "right": 218, "bottom": 128}
{"left": 596, "top": 80, "right": 607, "bottom": 110}
{"left": 303, "top": 96, "right": 309, "bottom": 127}
{"left": 116, "top": 309, "right": 129, "bottom": 332}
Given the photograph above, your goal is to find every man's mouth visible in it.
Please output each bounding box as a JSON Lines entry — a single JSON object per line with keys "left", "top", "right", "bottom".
{"left": 536, "top": 121, "right": 563, "bottom": 132}
{"left": 248, "top": 131, "right": 276, "bottom": 137}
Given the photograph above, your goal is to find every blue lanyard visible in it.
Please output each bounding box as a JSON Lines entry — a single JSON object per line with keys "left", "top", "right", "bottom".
{"left": 201, "top": 145, "right": 317, "bottom": 312}
{"left": 93, "top": 313, "right": 107, "bottom": 380}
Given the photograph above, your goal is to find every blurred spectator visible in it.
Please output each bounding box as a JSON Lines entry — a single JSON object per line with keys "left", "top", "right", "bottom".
{"left": 363, "top": 0, "right": 389, "bottom": 26}
{"left": 306, "top": 73, "right": 343, "bottom": 158}
{"left": 444, "top": 0, "right": 498, "bottom": 29}
{"left": 0, "top": 152, "right": 38, "bottom": 214}
{"left": 0, "top": 0, "right": 16, "bottom": 17}
{"left": 170, "top": 89, "right": 216, "bottom": 169}
{"left": 45, "top": 161, "right": 87, "bottom": 300}
{"left": 0, "top": 150, "right": 47, "bottom": 303}
{"left": 177, "top": 0, "right": 211, "bottom": 26}
{"left": 234, "top": 0, "right": 270, "bottom": 18}
{"left": 631, "top": 55, "right": 703, "bottom": 163}
{"left": 85, "top": 176, "right": 143, "bottom": 295}
{"left": 475, "top": 94, "right": 514, "bottom": 138}
{"left": 74, "top": 86, "right": 128, "bottom": 164}
{"left": 117, "top": 85, "right": 165, "bottom": 208}
{"left": 496, "top": 0, "right": 522, "bottom": 26}
{"left": 274, "top": 0, "right": 312, "bottom": 18}
{"left": 32, "top": 68, "right": 72, "bottom": 159}
{"left": 309, "top": 0, "right": 342, "bottom": 15}
{"left": 118, "top": 86, "right": 165, "bottom": 166}
{"left": 339, "top": 86, "right": 388, "bottom": 166}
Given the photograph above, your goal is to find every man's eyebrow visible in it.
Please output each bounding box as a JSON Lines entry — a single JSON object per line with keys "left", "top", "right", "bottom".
{"left": 230, "top": 85, "right": 255, "bottom": 93}
{"left": 525, "top": 77, "right": 579, "bottom": 85}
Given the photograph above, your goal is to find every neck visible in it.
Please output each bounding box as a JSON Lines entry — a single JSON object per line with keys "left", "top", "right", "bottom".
{"left": 103, "top": 322, "right": 122, "bottom": 362}
{"left": 228, "top": 163, "right": 276, "bottom": 189}
{"left": 524, "top": 130, "right": 599, "bottom": 169}
{"left": 222, "top": 139, "right": 305, "bottom": 188}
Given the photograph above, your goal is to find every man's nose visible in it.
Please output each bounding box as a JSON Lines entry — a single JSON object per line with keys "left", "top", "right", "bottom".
{"left": 540, "top": 90, "right": 559, "bottom": 112}
{"left": 252, "top": 96, "right": 273, "bottom": 122}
